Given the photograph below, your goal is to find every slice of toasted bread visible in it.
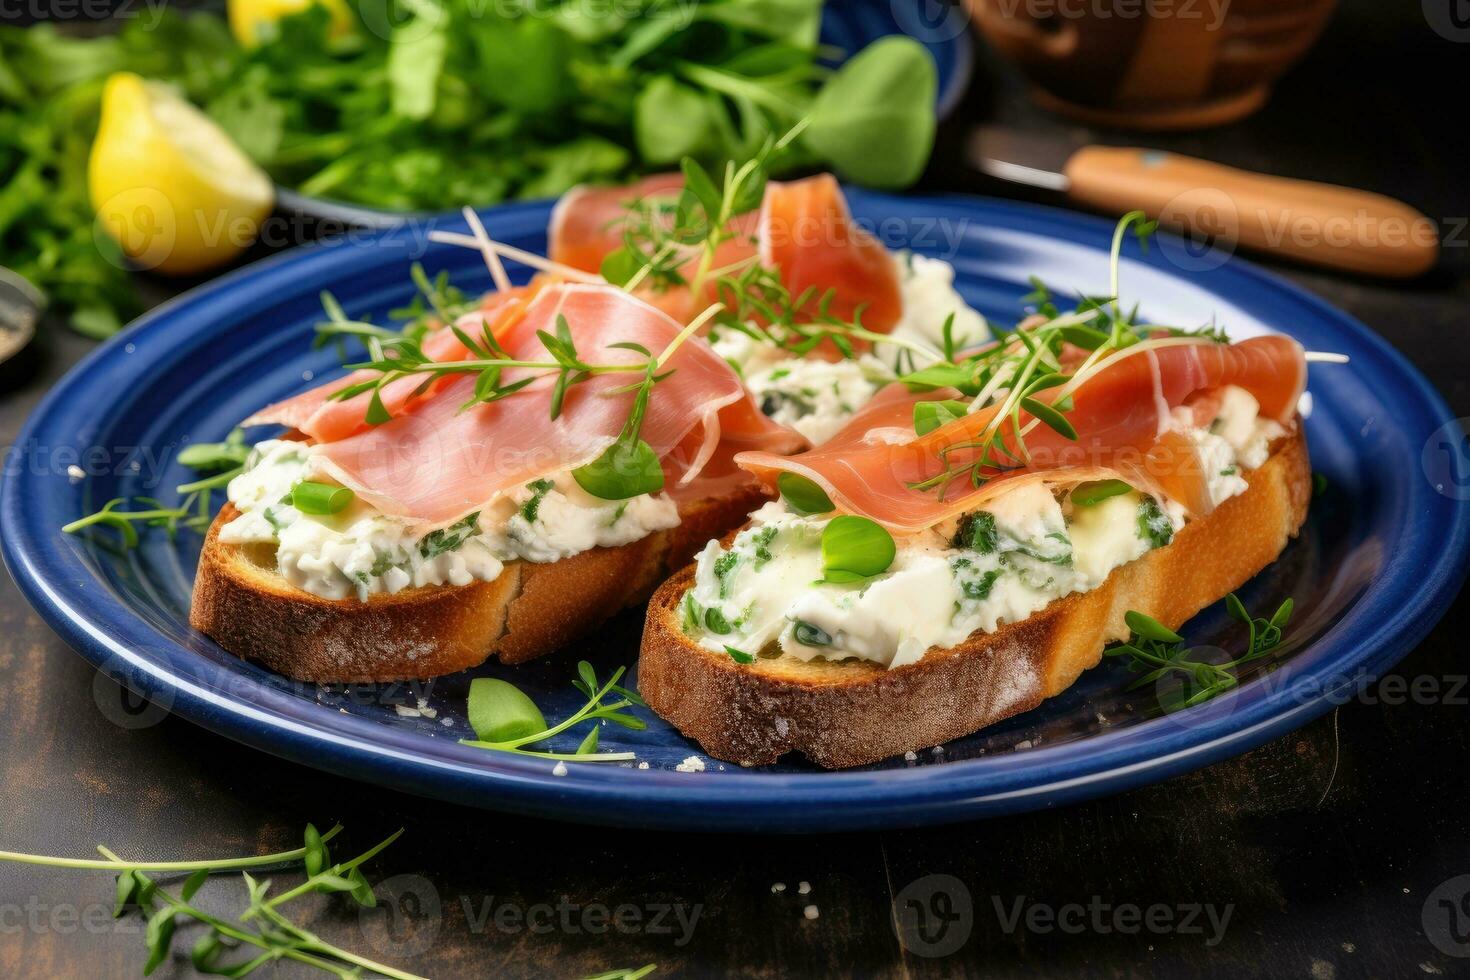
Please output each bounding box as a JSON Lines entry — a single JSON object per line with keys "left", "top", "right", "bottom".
{"left": 189, "top": 484, "right": 767, "bottom": 683}
{"left": 638, "top": 428, "right": 1312, "bottom": 769}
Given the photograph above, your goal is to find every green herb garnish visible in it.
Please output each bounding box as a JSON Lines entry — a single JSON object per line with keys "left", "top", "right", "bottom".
{"left": 900, "top": 212, "right": 1229, "bottom": 500}
{"left": 724, "top": 645, "right": 756, "bottom": 665}
{"left": 290, "top": 481, "right": 354, "bottom": 516}
{"left": 750, "top": 525, "right": 779, "bottom": 566}
{"left": 951, "top": 559, "right": 1003, "bottom": 601}
{"left": 1137, "top": 497, "right": 1174, "bottom": 548}
{"left": 520, "top": 478, "right": 556, "bottom": 523}
{"left": 1106, "top": 594, "right": 1295, "bottom": 708}
{"left": 0, "top": 823, "right": 421, "bottom": 979}
{"left": 1071, "top": 479, "right": 1133, "bottom": 507}
{"left": 712, "top": 551, "right": 741, "bottom": 598}
{"left": 418, "top": 512, "right": 480, "bottom": 559}
{"left": 952, "top": 511, "right": 998, "bottom": 553}
{"left": 467, "top": 678, "right": 548, "bottom": 744}
{"left": 792, "top": 620, "right": 832, "bottom": 647}
{"left": 820, "top": 515, "right": 895, "bottom": 583}
{"left": 777, "top": 472, "right": 834, "bottom": 515}
{"left": 912, "top": 399, "right": 971, "bottom": 436}
{"left": 63, "top": 431, "right": 252, "bottom": 547}
{"left": 704, "top": 607, "right": 733, "bottom": 635}
{"left": 679, "top": 592, "right": 703, "bottom": 635}
{"left": 461, "top": 661, "right": 646, "bottom": 763}
{"left": 582, "top": 965, "right": 657, "bottom": 980}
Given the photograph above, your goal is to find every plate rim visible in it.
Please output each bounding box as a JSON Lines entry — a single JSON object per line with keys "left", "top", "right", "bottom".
{"left": 4, "top": 192, "right": 1466, "bottom": 832}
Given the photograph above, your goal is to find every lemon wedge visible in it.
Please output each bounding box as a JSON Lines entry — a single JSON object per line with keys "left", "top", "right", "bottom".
{"left": 227, "top": 0, "right": 353, "bottom": 47}
{"left": 89, "top": 73, "right": 275, "bottom": 277}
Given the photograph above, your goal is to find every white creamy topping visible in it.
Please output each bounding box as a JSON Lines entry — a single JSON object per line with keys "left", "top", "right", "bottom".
{"left": 886, "top": 253, "right": 990, "bottom": 362}
{"left": 683, "top": 385, "right": 1282, "bottom": 669}
{"left": 219, "top": 440, "right": 679, "bottom": 601}
{"left": 709, "top": 253, "right": 988, "bottom": 444}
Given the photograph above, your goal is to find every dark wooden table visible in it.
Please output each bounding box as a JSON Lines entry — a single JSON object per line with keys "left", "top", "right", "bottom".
{"left": 2, "top": 2, "right": 1467, "bottom": 977}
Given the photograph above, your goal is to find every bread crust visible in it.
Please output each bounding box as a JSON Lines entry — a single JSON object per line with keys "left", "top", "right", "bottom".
{"left": 637, "top": 428, "right": 1312, "bottom": 769}
{"left": 190, "top": 483, "right": 769, "bottom": 682}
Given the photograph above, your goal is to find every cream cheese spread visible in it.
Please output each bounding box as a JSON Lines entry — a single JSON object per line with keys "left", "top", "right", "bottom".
{"left": 219, "top": 440, "right": 679, "bottom": 601}
{"left": 682, "top": 385, "right": 1285, "bottom": 669}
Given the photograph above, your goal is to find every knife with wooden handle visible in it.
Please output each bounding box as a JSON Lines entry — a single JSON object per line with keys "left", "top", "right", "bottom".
{"left": 970, "top": 127, "right": 1440, "bottom": 279}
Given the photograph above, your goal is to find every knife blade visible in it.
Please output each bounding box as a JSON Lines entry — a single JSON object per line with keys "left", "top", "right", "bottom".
{"left": 970, "top": 126, "right": 1439, "bottom": 279}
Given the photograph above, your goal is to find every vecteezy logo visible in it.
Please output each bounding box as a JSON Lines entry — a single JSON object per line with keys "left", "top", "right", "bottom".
{"left": 1155, "top": 186, "right": 1239, "bottom": 273}
{"left": 360, "top": 874, "right": 442, "bottom": 959}
{"left": 892, "top": 874, "right": 973, "bottom": 957}
{"left": 1423, "top": 875, "right": 1470, "bottom": 957}
{"left": 91, "top": 654, "right": 174, "bottom": 730}
{"left": 1424, "top": 0, "right": 1470, "bottom": 42}
{"left": 1421, "top": 418, "right": 1470, "bottom": 500}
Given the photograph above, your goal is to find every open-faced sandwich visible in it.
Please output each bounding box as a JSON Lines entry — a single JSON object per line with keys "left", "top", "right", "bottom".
{"left": 190, "top": 280, "right": 805, "bottom": 682}
{"left": 639, "top": 296, "right": 1316, "bottom": 768}
{"left": 189, "top": 154, "right": 986, "bottom": 683}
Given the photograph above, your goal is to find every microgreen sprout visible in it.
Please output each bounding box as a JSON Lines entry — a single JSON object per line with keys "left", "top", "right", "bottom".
{"left": 0, "top": 824, "right": 422, "bottom": 979}
{"left": 63, "top": 430, "right": 251, "bottom": 548}
{"left": 1106, "top": 593, "right": 1296, "bottom": 708}
{"left": 461, "top": 662, "right": 647, "bottom": 762}
{"left": 897, "top": 213, "right": 1228, "bottom": 500}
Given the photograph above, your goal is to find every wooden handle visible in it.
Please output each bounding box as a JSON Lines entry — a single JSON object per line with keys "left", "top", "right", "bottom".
{"left": 1063, "top": 146, "right": 1439, "bottom": 279}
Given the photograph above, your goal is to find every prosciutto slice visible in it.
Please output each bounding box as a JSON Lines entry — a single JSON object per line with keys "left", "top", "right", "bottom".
{"left": 735, "top": 335, "right": 1306, "bottom": 533}
{"left": 306, "top": 283, "right": 802, "bottom": 524}
{"left": 548, "top": 172, "right": 902, "bottom": 334}
{"left": 243, "top": 286, "right": 541, "bottom": 443}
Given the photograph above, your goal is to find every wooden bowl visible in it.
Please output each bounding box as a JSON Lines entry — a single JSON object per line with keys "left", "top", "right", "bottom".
{"left": 967, "top": 0, "right": 1337, "bottom": 130}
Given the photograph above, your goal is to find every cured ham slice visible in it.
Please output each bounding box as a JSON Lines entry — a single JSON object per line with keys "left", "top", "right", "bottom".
{"left": 547, "top": 173, "right": 903, "bottom": 334}
{"left": 548, "top": 174, "right": 687, "bottom": 275}
{"left": 757, "top": 174, "right": 902, "bottom": 334}
{"left": 309, "top": 283, "right": 803, "bottom": 524}
{"left": 243, "top": 284, "right": 542, "bottom": 443}
{"left": 736, "top": 335, "right": 1306, "bottom": 533}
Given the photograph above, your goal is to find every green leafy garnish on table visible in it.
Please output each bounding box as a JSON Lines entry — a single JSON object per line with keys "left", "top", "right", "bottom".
{"left": 0, "top": 823, "right": 424, "bottom": 979}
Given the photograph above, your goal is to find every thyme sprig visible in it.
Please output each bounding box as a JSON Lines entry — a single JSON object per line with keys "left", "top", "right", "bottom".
{"left": 710, "top": 261, "right": 941, "bottom": 369}
{"left": 316, "top": 282, "right": 718, "bottom": 499}
{"left": 1, "top": 824, "right": 422, "bottom": 979}
{"left": 1106, "top": 593, "right": 1295, "bottom": 708}
{"left": 604, "top": 120, "right": 809, "bottom": 301}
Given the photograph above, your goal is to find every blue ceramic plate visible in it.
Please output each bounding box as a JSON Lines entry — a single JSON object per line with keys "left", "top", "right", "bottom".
{"left": 276, "top": 0, "right": 975, "bottom": 228}
{"left": 4, "top": 194, "right": 1466, "bottom": 832}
